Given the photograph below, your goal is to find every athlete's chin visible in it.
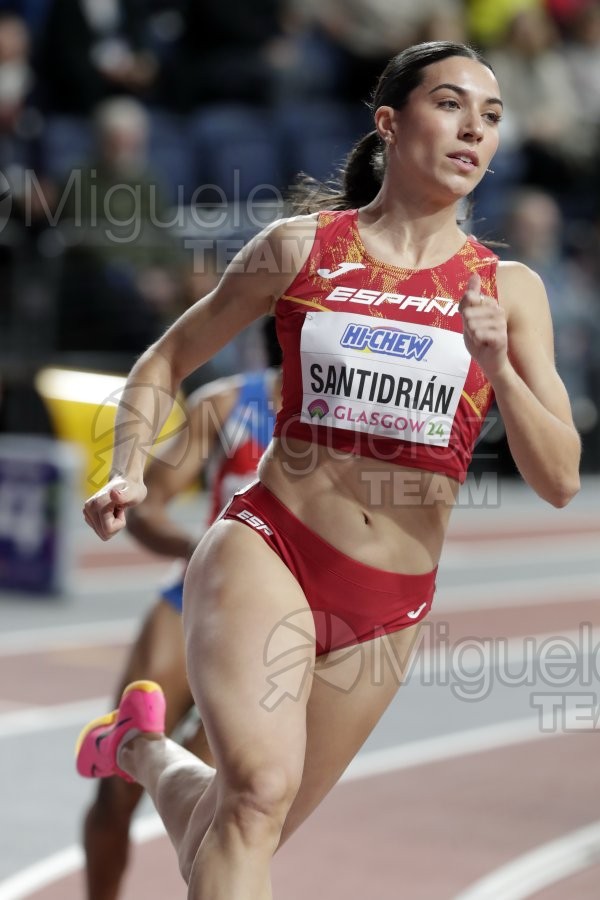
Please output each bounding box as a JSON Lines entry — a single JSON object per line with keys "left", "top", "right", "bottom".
{"left": 435, "top": 176, "right": 479, "bottom": 203}
{"left": 456, "top": 168, "right": 484, "bottom": 189}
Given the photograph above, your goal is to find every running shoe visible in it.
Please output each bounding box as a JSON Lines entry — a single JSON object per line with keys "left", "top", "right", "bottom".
{"left": 75, "top": 680, "right": 166, "bottom": 782}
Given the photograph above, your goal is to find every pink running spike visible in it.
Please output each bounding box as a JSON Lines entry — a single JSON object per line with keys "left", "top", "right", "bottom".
{"left": 75, "top": 681, "right": 166, "bottom": 782}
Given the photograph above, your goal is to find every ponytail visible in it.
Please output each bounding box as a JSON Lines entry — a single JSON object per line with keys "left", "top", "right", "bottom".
{"left": 341, "top": 130, "right": 384, "bottom": 209}
{"left": 288, "top": 129, "right": 384, "bottom": 214}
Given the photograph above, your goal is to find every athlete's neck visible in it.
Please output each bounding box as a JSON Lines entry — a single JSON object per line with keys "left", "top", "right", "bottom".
{"left": 358, "top": 196, "right": 466, "bottom": 270}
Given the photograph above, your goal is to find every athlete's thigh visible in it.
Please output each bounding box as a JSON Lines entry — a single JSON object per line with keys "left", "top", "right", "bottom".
{"left": 281, "top": 623, "right": 423, "bottom": 842}
{"left": 183, "top": 519, "right": 316, "bottom": 778}
{"left": 115, "top": 598, "right": 193, "bottom": 732}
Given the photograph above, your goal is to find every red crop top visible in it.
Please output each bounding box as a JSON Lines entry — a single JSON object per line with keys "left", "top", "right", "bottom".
{"left": 273, "top": 209, "right": 498, "bottom": 483}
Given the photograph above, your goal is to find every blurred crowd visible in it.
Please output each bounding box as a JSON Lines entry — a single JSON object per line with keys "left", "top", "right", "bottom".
{"left": 0, "top": 0, "right": 599, "bottom": 470}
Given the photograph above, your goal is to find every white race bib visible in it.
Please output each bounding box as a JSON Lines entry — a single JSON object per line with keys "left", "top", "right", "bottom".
{"left": 299, "top": 311, "right": 470, "bottom": 447}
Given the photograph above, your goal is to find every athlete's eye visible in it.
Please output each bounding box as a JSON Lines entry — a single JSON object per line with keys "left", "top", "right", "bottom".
{"left": 437, "top": 99, "right": 460, "bottom": 110}
{"left": 484, "top": 111, "right": 502, "bottom": 124}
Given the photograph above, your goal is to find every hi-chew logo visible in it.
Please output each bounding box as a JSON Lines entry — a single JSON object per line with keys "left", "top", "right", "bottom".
{"left": 340, "top": 322, "right": 433, "bottom": 361}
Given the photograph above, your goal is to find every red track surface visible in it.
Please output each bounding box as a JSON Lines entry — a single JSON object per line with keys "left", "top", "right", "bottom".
{"left": 1, "top": 504, "right": 599, "bottom": 899}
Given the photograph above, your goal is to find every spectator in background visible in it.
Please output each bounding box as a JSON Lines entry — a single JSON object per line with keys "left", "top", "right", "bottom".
{"left": 544, "top": 0, "right": 591, "bottom": 35}
{"left": 0, "top": 0, "right": 51, "bottom": 40}
{"left": 501, "top": 188, "right": 599, "bottom": 435}
{"left": 59, "top": 97, "right": 176, "bottom": 271}
{"left": 288, "top": 0, "right": 465, "bottom": 104}
{"left": 53, "top": 97, "right": 183, "bottom": 365}
{"left": 486, "top": 8, "right": 595, "bottom": 202}
{"left": 160, "top": 0, "right": 287, "bottom": 111}
{"left": 466, "top": 0, "right": 540, "bottom": 49}
{"left": 35, "top": 0, "right": 157, "bottom": 115}
{"left": 153, "top": 1, "right": 294, "bottom": 202}
{"left": 0, "top": 12, "right": 36, "bottom": 371}
{"left": 563, "top": 3, "right": 600, "bottom": 144}
{"left": 0, "top": 12, "right": 33, "bottom": 184}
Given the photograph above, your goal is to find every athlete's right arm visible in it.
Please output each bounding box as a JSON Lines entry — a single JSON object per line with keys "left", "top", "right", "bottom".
{"left": 125, "top": 382, "right": 236, "bottom": 559}
{"left": 83, "top": 215, "right": 317, "bottom": 540}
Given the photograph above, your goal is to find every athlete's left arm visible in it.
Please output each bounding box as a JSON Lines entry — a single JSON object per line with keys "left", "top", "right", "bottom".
{"left": 461, "top": 264, "right": 581, "bottom": 507}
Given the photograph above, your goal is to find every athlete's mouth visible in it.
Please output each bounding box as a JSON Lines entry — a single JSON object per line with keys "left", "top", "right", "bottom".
{"left": 447, "top": 150, "right": 479, "bottom": 169}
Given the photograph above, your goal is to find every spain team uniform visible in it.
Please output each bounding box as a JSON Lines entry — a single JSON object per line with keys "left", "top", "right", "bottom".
{"left": 223, "top": 210, "right": 498, "bottom": 654}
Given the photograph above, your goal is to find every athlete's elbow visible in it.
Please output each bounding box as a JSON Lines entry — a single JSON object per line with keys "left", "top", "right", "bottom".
{"left": 545, "top": 473, "right": 581, "bottom": 508}
{"left": 544, "top": 435, "right": 582, "bottom": 507}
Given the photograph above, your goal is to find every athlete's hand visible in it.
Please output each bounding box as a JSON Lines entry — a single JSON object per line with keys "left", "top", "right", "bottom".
{"left": 83, "top": 476, "right": 147, "bottom": 541}
{"left": 459, "top": 274, "right": 508, "bottom": 380}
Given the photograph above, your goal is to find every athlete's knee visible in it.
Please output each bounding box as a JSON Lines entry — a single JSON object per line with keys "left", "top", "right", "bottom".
{"left": 219, "top": 762, "right": 303, "bottom": 846}
{"left": 177, "top": 761, "right": 303, "bottom": 881}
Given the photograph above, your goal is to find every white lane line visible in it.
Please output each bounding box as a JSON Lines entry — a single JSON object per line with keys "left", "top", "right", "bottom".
{"left": 437, "top": 572, "right": 599, "bottom": 612}
{"left": 1, "top": 624, "right": 599, "bottom": 740}
{"left": 2, "top": 622, "right": 599, "bottom": 740}
{"left": 343, "top": 715, "right": 554, "bottom": 781}
{"left": 1, "top": 576, "right": 598, "bottom": 661}
{"left": 0, "top": 698, "right": 108, "bottom": 738}
{"left": 0, "top": 851, "right": 84, "bottom": 900}
{"left": 0, "top": 621, "right": 138, "bottom": 656}
{"left": 0, "top": 715, "right": 565, "bottom": 900}
{"left": 442, "top": 535, "right": 600, "bottom": 567}
{"left": 0, "top": 815, "right": 168, "bottom": 900}
{"left": 0, "top": 717, "right": 600, "bottom": 900}
{"left": 411, "top": 626, "right": 600, "bottom": 686}
{"left": 454, "top": 819, "right": 600, "bottom": 900}
{"left": 74, "top": 529, "right": 600, "bottom": 592}
{"left": 74, "top": 564, "right": 171, "bottom": 593}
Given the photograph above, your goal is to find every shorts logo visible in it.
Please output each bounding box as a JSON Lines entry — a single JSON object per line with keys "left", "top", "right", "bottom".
{"left": 307, "top": 399, "right": 329, "bottom": 419}
{"left": 236, "top": 509, "right": 273, "bottom": 535}
{"left": 406, "top": 602, "right": 427, "bottom": 619}
{"left": 317, "top": 262, "right": 366, "bottom": 279}
{"left": 340, "top": 322, "right": 433, "bottom": 361}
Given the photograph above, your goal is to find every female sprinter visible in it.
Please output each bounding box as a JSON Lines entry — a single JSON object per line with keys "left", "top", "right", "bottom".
{"left": 77, "top": 41, "right": 580, "bottom": 900}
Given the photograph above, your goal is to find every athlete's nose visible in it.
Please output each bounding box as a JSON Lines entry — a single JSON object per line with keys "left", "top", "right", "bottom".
{"left": 459, "top": 110, "right": 484, "bottom": 143}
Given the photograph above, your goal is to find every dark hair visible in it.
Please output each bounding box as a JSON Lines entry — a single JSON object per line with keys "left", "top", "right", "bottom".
{"left": 290, "top": 41, "right": 493, "bottom": 213}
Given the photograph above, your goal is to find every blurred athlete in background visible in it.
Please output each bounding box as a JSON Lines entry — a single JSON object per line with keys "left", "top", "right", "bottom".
{"left": 83, "top": 318, "right": 281, "bottom": 900}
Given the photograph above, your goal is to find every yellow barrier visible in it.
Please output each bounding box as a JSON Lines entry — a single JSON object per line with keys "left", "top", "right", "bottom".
{"left": 35, "top": 368, "right": 188, "bottom": 494}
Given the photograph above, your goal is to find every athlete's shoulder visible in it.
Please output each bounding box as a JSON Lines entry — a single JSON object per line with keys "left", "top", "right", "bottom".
{"left": 497, "top": 259, "right": 545, "bottom": 292}
{"left": 263, "top": 212, "right": 319, "bottom": 241}
{"left": 230, "top": 214, "right": 318, "bottom": 286}
{"left": 497, "top": 260, "right": 548, "bottom": 315}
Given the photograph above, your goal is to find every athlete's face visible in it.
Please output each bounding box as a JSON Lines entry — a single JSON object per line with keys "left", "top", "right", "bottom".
{"left": 378, "top": 56, "right": 502, "bottom": 201}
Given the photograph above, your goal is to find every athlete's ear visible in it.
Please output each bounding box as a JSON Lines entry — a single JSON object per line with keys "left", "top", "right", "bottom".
{"left": 374, "top": 106, "right": 396, "bottom": 145}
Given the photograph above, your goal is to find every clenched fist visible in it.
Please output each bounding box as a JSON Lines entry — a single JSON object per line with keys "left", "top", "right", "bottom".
{"left": 459, "top": 273, "right": 508, "bottom": 380}
{"left": 83, "top": 476, "right": 147, "bottom": 541}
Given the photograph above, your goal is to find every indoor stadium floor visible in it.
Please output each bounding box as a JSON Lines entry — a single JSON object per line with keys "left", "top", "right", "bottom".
{"left": 1, "top": 476, "right": 599, "bottom": 899}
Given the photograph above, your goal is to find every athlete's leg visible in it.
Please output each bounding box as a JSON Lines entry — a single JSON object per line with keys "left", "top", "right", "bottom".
{"left": 118, "top": 519, "right": 316, "bottom": 899}
{"left": 182, "top": 714, "right": 213, "bottom": 765}
{"left": 280, "top": 622, "right": 424, "bottom": 843}
{"left": 83, "top": 599, "right": 197, "bottom": 900}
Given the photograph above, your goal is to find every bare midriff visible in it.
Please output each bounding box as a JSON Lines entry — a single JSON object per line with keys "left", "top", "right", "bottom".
{"left": 258, "top": 436, "right": 458, "bottom": 574}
